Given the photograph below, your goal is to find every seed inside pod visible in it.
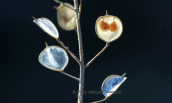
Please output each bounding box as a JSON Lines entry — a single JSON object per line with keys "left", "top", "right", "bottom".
{"left": 99, "top": 21, "right": 110, "bottom": 31}
{"left": 62, "top": 15, "right": 68, "bottom": 23}
{"left": 110, "top": 21, "right": 117, "bottom": 32}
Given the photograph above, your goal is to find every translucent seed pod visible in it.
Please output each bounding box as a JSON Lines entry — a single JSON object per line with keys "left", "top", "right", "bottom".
{"left": 95, "top": 11, "right": 123, "bottom": 43}
{"left": 33, "top": 17, "right": 59, "bottom": 39}
{"left": 101, "top": 74, "right": 127, "bottom": 97}
{"left": 91, "top": 73, "right": 126, "bottom": 103}
{"left": 54, "top": 3, "right": 76, "bottom": 31}
{"left": 39, "top": 43, "right": 69, "bottom": 71}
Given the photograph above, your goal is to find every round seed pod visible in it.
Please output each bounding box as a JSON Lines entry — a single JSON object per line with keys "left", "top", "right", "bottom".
{"left": 39, "top": 43, "right": 69, "bottom": 71}
{"left": 54, "top": 3, "right": 76, "bottom": 31}
{"left": 95, "top": 12, "right": 123, "bottom": 42}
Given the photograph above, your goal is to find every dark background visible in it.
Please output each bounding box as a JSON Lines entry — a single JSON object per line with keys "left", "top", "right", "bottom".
{"left": 1, "top": 0, "right": 172, "bottom": 103}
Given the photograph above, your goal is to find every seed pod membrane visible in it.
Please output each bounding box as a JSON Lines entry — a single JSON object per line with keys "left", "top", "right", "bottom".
{"left": 55, "top": 3, "right": 76, "bottom": 31}
{"left": 95, "top": 14, "right": 123, "bottom": 42}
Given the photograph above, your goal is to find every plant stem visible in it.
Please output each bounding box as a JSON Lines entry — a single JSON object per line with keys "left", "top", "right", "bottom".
{"left": 74, "top": 0, "right": 85, "bottom": 103}
{"left": 85, "top": 42, "right": 109, "bottom": 68}
{"left": 78, "top": 0, "right": 82, "bottom": 20}
{"left": 54, "top": 0, "right": 85, "bottom": 102}
{"left": 61, "top": 71, "right": 80, "bottom": 81}
{"left": 56, "top": 38, "right": 81, "bottom": 64}
{"left": 54, "top": 0, "right": 76, "bottom": 11}
{"left": 91, "top": 97, "right": 107, "bottom": 103}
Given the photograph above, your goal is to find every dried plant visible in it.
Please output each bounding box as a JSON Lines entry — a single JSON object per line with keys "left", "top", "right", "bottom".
{"left": 32, "top": 0, "right": 127, "bottom": 103}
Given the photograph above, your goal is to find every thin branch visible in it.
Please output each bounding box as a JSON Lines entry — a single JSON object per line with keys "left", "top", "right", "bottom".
{"left": 54, "top": 0, "right": 76, "bottom": 11}
{"left": 91, "top": 97, "right": 108, "bottom": 103}
{"left": 85, "top": 42, "right": 109, "bottom": 68}
{"left": 61, "top": 71, "right": 80, "bottom": 81}
{"left": 56, "top": 38, "right": 81, "bottom": 64}
{"left": 78, "top": 0, "right": 82, "bottom": 20}
{"left": 122, "top": 72, "right": 126, "bottom": 77}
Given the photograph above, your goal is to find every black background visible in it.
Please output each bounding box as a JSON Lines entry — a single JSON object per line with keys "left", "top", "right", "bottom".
{"left": 1, "top": 0, "right": 172, "bottom": 103}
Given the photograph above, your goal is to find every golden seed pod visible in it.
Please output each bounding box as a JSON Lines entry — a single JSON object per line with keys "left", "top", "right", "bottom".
{"left": 54, "top": 3, "right": 76, "bottom": 31}
{"left": 95, "top": 11, "right": 123, "bottom": 42}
